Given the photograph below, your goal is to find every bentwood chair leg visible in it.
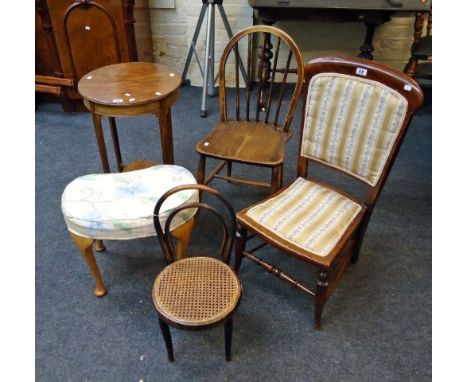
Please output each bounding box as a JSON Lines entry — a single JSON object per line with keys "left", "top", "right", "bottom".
{"left": 197, "top": 155, "right": 206, "bottom": 185}
{"left": 95, "top": 240, "right": 106, "bottom": 252}
{"left": 171, "top": 217, "right": 195, "bottom": 260}
{"left": 224, "top": 318, "right": 233, "bottom": 361}
{"left": 234, "top": 227, "right": 247, "bottom": 273}
{"left": 314, "top": 269, "right": 329, "bottom": 330}
{"left": 69, "top": 232, "right": 107, "bottom": 297}
{"left": 158, "top": 317, "right": 175, "bottom": 362}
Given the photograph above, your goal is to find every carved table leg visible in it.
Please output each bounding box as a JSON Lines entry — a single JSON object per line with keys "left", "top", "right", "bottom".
{"left": 358, "top": 23, "right": 377, "bottom": 60}
{"left": 404, "top": 11, "right": 425, "bottom": 76}
{"left": 258, "top": 27, "right": 274, "bottom": 110}
{"left": 69, "top": 232, "right": 107, "bottom": 297}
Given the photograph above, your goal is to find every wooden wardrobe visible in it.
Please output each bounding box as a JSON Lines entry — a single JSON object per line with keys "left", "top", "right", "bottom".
{"left": 35, "top": 0, "right": 151, "bottom": 111}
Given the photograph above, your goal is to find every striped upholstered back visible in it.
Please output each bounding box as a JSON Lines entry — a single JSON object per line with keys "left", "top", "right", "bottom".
{"left": 301, "top": 73, "right": 408, "bottom": 186}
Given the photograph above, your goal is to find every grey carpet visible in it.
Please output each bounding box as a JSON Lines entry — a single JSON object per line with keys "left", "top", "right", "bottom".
{"left": 35, "top": 85, "right": 431, "bottom": 382}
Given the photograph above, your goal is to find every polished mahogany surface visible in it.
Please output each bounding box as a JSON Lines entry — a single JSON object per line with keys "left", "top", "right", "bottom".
{"left": 248, "top": 0, "right": 431, "bottom": 12}
{"left": 78, "top": 62, "right": 181, "bottom": 106}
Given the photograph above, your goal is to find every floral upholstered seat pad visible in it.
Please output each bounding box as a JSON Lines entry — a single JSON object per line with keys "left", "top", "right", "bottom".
{"left": 61, "top": 165, "right": 198, "bottom": 240}
{"left": 246, "top": 178, "right": 362, "bottom": 257}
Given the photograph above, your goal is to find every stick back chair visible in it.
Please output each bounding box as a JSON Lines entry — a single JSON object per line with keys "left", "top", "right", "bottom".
{"left": 196, "top": 25, "right": 304, "bottom": 194}
{"left": 152, "top": 184, "right": 241, "bottom": 362}
{"left": 234, "top": 56, "right": 424, "bottom": 329}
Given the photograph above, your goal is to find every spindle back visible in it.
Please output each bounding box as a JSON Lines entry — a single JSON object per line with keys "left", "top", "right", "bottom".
{"left": 219, "top": 25, "right": 304, "bottom": 132}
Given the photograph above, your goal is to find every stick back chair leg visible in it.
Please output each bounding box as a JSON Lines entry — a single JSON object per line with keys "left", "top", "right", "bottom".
{"left": 314, "top": 269, "right": 329, "bottom": 330}
{"left": 226, "top": 161, "right": 232, "bottom": 181}
{"left": 234, "top": 227, "right": 247, "bottom": 273}
{"left": 158, "top": 317, "right": 175, "bottom": 362}
{"left": 197, "top": 154, "right": 206, "bottom": 185}
{"left": 69, "top": 232, "right": 107, "bottom": 297}
{"left": 224, "top": 318, "right": 233, "bottom": 361}
{"left": 271, "top": 165, "right": 281, "bottom": 194}
{"left": 171, "top": 217, "right": 195, "bottom": 260}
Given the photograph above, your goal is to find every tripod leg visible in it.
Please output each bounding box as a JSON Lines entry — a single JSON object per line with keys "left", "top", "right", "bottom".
{"left": 201, "top": 3, "right": 214, "bottom": 117}
{"left": 181, "top": 4, "right": 208, "bottom": 84}
{"left": 208, "top": 4, "right": 216, "bottom": 97}
{"left": 218, "top": 4, "right": 248, "bottom": 86}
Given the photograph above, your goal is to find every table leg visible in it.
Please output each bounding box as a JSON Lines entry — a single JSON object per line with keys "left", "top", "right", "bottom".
{"left": 358, "top": 23, "right": 377, "bottom": 60}
{"left": 91, "top": 112, "right": 111, "bottom": 173}
{"left": 157, "top": 108, "right": 175, "bottom": 164}
{"left": 108, "top": 117, "right": 124, "bottom": 172}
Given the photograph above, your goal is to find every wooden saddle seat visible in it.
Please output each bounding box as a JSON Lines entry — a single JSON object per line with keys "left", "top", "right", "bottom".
{"left": 61, "top": 165, "right": 198, "bottom": 296}
{"left": 196, "top": 25, "right": 304, "bottom": 194}
{"left": 196, "top": 121, "right": 292, "bottom": 166}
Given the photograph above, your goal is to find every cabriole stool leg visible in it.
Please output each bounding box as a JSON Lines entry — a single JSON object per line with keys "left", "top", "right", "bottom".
{"left": 69, "top": 232, "right": 107, "bottom": 297}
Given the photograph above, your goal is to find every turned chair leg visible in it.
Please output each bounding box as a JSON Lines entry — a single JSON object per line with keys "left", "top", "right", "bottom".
{"left": 224, "top": 318, "right": 233, "bottom": 361}
{"left": 158, "top": 317, "right": 174, "bottom": 362}
{"left": 197, "top": 155, "right": 206, "bottom": 185}
{"left": 314, "top": 269, "right": 329, "bottom": 330}
{"left": 171, "top": 217, "right": 195, "bottom": 261}
{"left": 351, "top": 212, "right": 372, "bottom": 264}
{"left": 69, "top": 232, "right": 107, "bottom": 297}
{"left": 234, "top": 227, "right": 247, "bottom": 273}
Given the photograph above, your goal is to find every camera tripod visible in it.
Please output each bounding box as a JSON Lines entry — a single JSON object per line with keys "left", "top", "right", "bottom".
{"left": 181, "top": 0, "right": 247, "bottom": 117}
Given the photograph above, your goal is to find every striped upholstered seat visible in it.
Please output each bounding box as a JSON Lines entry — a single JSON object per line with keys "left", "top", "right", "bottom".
{"left": 246, "top": 178, "right": 362, "bottom": 257}
{"left": 301, "top": 73, "right": 408, "bottom": 186}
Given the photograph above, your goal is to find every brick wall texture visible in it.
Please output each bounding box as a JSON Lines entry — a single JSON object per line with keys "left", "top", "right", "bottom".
{"left": 149, "top": 1, "right": 417, "bottom": 86}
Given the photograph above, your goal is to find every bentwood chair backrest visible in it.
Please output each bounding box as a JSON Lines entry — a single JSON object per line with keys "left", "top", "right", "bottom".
{"left": 153, "top": 184, "right": 237, "bottom": 264}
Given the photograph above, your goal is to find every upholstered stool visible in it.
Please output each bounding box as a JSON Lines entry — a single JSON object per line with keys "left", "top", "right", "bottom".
{"left": 61, "top": 165, "right": 198, "bottom": 297}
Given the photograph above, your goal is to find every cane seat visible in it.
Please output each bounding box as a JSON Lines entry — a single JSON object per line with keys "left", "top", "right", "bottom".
{"left": 153, "top": 257, "right": 241, "bottom": 327}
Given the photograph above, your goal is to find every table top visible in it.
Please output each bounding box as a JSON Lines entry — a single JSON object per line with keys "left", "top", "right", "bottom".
{"left": 78, "top": 62, "right": 181, "bottom": 106}
{"left": 248, "top": 0, "right": 431, "bottom": 11}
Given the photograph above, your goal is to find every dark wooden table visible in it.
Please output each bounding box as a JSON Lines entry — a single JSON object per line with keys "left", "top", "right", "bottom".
{"left": 248, "top": 0, "right": 431, "bottom": 60}
{"left": 78, "top": 62, "right": 181, "bottom": 172}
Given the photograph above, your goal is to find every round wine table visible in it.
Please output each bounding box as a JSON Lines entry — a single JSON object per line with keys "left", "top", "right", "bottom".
{"left": 78, "top": 62, "right": 181, "bottom": 172}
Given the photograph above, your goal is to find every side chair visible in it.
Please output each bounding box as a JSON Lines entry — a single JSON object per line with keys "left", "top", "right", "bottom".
{"left": 152, "top": 184, "right": 242, "bottom": 362}
{"left": 234, "top": 56, "right": 424, "bottom": 329}
{"left": 196, "top": 25, "right": 304, "bottom": 194}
